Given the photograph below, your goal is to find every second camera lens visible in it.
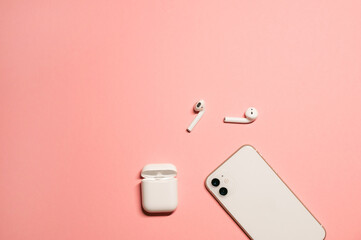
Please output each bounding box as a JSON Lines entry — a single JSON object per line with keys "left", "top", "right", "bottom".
{"left": 219, "top": 187, "right": 228, "bottom": 196}
{"left": 211, "top": 178, "right": 220, "bottom": 187}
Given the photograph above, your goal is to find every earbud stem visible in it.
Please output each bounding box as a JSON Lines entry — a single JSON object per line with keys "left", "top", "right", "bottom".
{"left": 187, "top": 110, "right": 205, "bottom": 132}
{"left": 224, "top": 117, "right": 252, "bottom": 124}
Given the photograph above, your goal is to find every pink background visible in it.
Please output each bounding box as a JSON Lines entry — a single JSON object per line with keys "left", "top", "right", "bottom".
{"left": 1, "top": 0, "right": 361, "bottom": 239}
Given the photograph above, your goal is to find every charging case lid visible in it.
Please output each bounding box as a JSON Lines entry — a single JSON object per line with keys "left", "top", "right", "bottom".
{"left": 141, "top": 163, "right": 177, "bottom": 178}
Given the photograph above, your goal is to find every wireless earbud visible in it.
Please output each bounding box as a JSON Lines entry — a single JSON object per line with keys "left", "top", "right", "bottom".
{"left": 187, "top": 100, "right": 205, "bottom": 132}
{"left": 224, "top": 107, "right": 258, "bottom": 124}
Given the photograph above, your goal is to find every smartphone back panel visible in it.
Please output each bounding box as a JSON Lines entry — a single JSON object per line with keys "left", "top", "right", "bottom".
{"left": 205, "top": 145, "right": 326, "bottom": 240}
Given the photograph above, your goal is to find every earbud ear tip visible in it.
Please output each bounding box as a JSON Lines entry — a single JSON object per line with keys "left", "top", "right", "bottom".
{"left": 193, "top": 99, "right": 205, "bottom": 112}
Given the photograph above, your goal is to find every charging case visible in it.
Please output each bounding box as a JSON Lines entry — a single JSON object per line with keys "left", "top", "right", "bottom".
{"left": 141, "top": 163, "right": 178, "bottom": 213}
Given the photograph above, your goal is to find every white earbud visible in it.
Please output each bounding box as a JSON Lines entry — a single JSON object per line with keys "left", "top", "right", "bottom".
{"left": 224, "top": 107, "right": 258, "bottom": 124}
{"left": 187, "top": 100, "right": 205, "bottom": 132}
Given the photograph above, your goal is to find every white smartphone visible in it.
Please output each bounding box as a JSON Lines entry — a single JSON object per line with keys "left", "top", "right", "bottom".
{"left": 205, "top": 145, "right": 326, "bottom": 240}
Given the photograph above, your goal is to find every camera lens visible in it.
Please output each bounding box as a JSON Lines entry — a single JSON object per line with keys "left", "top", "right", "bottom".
{"left": 211, "top": 178, "right": 220, "bottom": 187}
{"left": 219, "top": 187, "right": 228, "bottom": 196}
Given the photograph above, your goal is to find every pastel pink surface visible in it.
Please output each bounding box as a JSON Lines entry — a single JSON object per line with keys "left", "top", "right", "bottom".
{"left": 1, "top": 0, "right": 361, "bottom": 239}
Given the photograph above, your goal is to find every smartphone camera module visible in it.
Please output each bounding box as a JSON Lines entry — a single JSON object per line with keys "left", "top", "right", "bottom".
{"left": 211, "top": 178, "right": 220, "bottom": 187}
{"left": 219, "top": 187, "right": 228, "bottom": 196}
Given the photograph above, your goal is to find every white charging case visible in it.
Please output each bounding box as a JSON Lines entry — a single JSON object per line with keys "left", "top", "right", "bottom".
{"left": 141, "top": 163, "right": 178, "bottom": 213}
